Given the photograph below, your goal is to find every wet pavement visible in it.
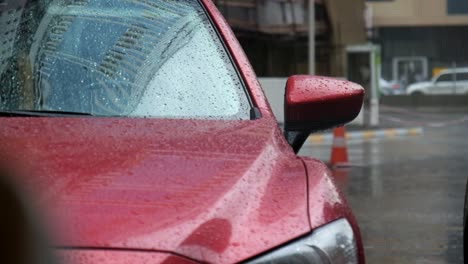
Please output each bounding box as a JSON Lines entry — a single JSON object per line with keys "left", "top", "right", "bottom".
{"left": 299, "top": 106, "right": 468, "bottom": 264}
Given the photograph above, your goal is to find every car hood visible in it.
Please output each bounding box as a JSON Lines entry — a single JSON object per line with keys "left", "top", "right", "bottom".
{"left": 0, "top": 117, "right": 310, "bottom": 263}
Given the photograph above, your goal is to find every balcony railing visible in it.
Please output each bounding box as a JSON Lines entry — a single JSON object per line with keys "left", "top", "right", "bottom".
{"left": 214, "top": 0, "right": 328, "bottom": 35}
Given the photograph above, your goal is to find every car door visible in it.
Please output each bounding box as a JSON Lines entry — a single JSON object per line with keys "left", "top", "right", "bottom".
{"left": 431, "top": 73, "right": 456, "bottom": 94}
{"left": 455, "top": 72, "right": 468, "bottom": 94}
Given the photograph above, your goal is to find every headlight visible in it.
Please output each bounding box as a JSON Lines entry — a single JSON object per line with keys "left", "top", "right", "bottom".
{"left": 245, "top": 219, "right": 358, "bottom": 264}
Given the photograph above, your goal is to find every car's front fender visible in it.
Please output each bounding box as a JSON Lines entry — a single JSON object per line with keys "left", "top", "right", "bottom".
{"left": 300, "top": 157, "right": 366, "bottom": 264}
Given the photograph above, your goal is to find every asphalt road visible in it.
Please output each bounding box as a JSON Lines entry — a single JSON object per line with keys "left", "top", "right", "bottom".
{"left": 299, "top": 106, "right": 468, "bottom": 264}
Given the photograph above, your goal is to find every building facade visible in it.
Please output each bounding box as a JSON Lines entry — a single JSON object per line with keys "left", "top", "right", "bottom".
{"left": 367, "top": 0, "right": 468, "bottom": 85}
{"left": 214, "top": 0, "right": 366, "bottom": 77}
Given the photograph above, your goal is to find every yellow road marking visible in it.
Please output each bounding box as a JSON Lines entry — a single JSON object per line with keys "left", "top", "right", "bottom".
{"left": 408, "top": 128, "right": 422, "bottom": 136}
{"left": 307, "top": 127, "right": 423, "bottom": 143}
{"left": 362, "top": 131, "right": 375, "bottom": 139}
{"left": 385, "top": 129, "right": 397, "bottom": 137}
{"left": 309, "top": 135, "right": 324, "bottom": 143}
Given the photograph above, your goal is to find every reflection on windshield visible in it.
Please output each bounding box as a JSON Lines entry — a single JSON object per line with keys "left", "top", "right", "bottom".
{"left": 0, "top": 0, "right": 251, "bottom": 119}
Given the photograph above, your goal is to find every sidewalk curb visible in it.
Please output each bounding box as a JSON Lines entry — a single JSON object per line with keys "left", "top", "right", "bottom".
{"left": 308, "top": 127, "right": 424, "bottom": 144}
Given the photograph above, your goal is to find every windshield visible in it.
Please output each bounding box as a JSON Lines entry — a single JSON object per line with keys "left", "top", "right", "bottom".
{"left": 0, "top": 0, "right": 251, "bottom": 119}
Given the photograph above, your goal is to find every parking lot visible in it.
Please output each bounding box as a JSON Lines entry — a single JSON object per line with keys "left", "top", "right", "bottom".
{"left": 300, "top": 106, "right": 468, "bottom": 263}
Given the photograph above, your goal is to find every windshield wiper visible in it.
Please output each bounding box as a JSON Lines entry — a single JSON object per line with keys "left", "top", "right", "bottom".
{"left": 0, "top": 110, "right": 94, "bottom": 117}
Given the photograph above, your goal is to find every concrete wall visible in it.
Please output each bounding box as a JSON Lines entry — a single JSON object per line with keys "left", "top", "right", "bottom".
{"left": 368, "top": 0, "right": 468, "bottom": 27}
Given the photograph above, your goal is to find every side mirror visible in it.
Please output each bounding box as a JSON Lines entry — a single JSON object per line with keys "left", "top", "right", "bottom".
{"left": 284, "top": 75, "right": 364, "bottom": 153}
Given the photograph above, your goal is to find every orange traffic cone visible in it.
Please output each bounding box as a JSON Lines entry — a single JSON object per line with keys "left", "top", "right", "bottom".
{"left": 330, "top": 126, "right": 349, "bottom": 168}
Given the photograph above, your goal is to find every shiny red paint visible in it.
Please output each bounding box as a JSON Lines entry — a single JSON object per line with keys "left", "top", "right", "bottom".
{"left": 0, "top": 0, "right": 365, "bottom": 263}
{"left": 57, "top": 250, "right": 197, "bottom": 264}
{"left": 301, "top": 157, "right": 366, "bottom": 264}
{"left": 0, "top": 118, "right": 310, "bottom": 263}
{"left": 285, "top": 75, "right": 364, "bottom": 129}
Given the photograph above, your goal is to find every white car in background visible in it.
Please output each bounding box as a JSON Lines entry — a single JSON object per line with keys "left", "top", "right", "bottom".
{"left": 406, "top": 68, "right": 468, "bottom": 95}
{"left": 380, "top": 78, "right": 404, "bottom": 95}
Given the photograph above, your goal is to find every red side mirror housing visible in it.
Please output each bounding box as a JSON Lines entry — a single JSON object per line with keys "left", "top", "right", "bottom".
{"left": 284, "top": 75, "right": 364, "bottom": 152}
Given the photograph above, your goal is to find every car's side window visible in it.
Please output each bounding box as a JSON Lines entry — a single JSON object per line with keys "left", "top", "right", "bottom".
{"left": 455, "top": 72, "right": 468, "bottom": 82}
{"left": 435, "top": 73, "right": 453, "bottom": 83}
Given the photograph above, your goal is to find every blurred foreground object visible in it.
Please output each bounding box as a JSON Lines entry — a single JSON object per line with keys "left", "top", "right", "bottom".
{"left": 0, "top": 165, "right": 57, "bottom": 264}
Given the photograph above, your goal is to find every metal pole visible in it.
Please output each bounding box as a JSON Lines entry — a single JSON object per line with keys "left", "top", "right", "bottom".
{"left": 452, "top": 61, "right": 457, "bottom": 94}
{"left": 370, "top": 46, "right": 379, "bottom": 127}
{"left": 308, "top": 0, "right": 315, "bottom": 75}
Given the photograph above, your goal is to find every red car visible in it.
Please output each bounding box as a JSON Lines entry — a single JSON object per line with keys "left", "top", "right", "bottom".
{"left": 0, "top": 0, "right": 365, "bottom": 263}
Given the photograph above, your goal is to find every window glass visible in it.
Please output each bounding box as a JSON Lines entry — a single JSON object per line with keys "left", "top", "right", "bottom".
{"left": 436, "top": 73, "right": 453, "bottom": 82}
{"left": 0, "top": 0, "right": 251, "bottom": 119}
{"left": 447, "top": 0, "right": 468, "bottom": 15}
{"left": 455, "top": 72, "right": 468, "bottom": 81}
